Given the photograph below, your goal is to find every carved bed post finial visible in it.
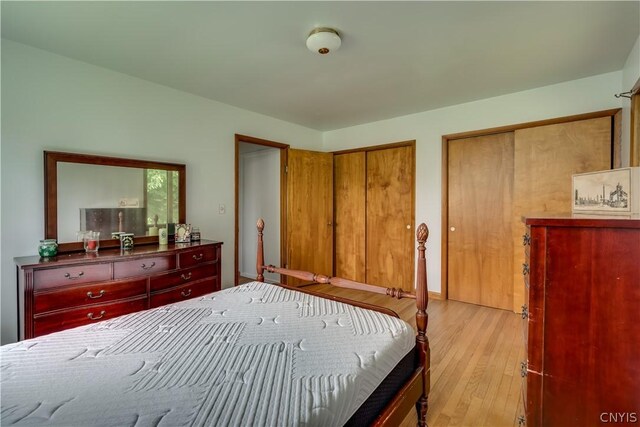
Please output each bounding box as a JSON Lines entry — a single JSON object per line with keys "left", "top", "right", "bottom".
{"left": 415, "top": 222, "right": 430, "bottom": 426}
{"left": 256, "top": 218, "right": 265, "bottom": 282}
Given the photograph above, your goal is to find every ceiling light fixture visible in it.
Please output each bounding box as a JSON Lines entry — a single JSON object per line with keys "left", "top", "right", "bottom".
{"left": 306, "top": 27, "right": 341, "bottom": 55}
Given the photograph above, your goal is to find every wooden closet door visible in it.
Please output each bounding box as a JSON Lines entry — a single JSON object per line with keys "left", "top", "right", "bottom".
{"left": 512, "top": 117, "right": 612, "bottom": 311}
{"left": 334, "top": 152, "right": 366, "bottom": 281}
{"left": 286, "top": 149, "right": 334, "bottom": 285}
{"left": 448, "top": 133, "right": 515, "bottom": 310}
{"left": 366, "top": 146, "right": 415, "bottom": 292}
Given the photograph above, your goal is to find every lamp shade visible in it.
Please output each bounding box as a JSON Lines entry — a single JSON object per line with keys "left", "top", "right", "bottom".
{"left": 306, "top": 28, "right": 341, "bottom": 55}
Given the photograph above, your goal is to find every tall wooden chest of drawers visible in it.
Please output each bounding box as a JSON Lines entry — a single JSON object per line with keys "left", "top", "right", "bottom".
{"left": 522, "top": 215, "right": 639, "bottom": 426}
{"left": 15, "top": 240, "right": 222, "bottom": 340}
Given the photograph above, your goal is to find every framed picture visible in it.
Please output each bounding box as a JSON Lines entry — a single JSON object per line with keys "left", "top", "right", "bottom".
{"left": 572, "top": 167, "right": 639, "bottom": 215}
{"left": 175, "top": 223, "right": 192, "bottom": 243}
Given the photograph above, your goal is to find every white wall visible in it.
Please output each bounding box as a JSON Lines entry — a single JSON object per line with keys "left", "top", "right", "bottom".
{"left": 323, "top": 71, "right": 625, "bottom": 295}
{"left": 621, "top": 35, "right": 640, "bottom": 166}
{"left": 239, "top": 148, "right": 280, "bottom": 283}
{"left": 0, "top": 40, "right": 323, "bottom": 344}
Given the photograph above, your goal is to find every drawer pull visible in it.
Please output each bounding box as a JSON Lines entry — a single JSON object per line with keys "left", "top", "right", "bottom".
{"left": 522, "top": 233, "right": 531, "bottom": 246}
{"left": 141, "top": 262, "right": 156, "bottom": 270}
{"left": 520, "top": 361, "right": 527, "bottom": 378}
{"left": 522, "top": 263, "right": 530, "bottom": 276}
{"left": 192, "top": 254, "right": 204, "bottom": 261}
{"left": 181, "top": 272, "right": 192, "bottom": 281}
{"left": 87, "top": 290, "right": 105, "bottom": 299}
{"left": 181, "top": 289, "right": 192, "bottom": 297}
{"left": 521, "top": 304, "right": 529, "bottom": 319}
{"left": 64, "top": 271, "right": 85, "bottom": 280}
{"left": 87, "top": 310, "right": 106, "bottom": 320}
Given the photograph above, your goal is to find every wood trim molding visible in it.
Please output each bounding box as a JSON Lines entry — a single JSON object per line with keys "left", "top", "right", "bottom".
{"left": 631, "top": 92, "right": 640, "bottom": 167}
{"left": 332, "top": 139, "right": 416, "bottom": 155}
{"left": 441, "top": 109, "right": 620, "bottom": 305}
{"left": 440, "top": 137, "right": 449, "bottom": 301}
{"left": 234, "top": 134, "right": 289, "bottom": 286}
{"left": 443, "top": 109, "right": 621, "bottom": 141}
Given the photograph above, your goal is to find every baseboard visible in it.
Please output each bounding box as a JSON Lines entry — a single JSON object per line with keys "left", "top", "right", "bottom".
{"left": 428, "top": 291, "right": 442, "bottom": 300}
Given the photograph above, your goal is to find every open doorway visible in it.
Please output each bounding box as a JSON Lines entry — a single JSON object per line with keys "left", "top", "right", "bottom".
{"left": 234, "top": 135, "right": 288, "bottom": 286}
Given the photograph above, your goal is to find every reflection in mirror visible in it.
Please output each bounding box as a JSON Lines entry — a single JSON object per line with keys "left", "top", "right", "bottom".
{"left": 45, "top": 151, "right": 186, "bottom": 252}
{"left": 57, "top": 163, "right": 180, "bottom": 242}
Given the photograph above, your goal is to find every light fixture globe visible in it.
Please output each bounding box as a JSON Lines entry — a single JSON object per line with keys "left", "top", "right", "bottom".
{"left": 306, "top": 27, "right": 341, "bottom": 55}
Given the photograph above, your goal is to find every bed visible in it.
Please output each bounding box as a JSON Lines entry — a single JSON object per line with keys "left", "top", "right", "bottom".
{"left": 1, "top": 219, "right": 430, "bottom": 426}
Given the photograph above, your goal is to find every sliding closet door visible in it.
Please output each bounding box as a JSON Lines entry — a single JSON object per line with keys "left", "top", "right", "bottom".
{"left": 366, "top": 146, "right": 415, "bottom": 292}
{"left": 334, "top": 152, "right": 366, "bottom": 281}
{"left": 286, "top": 149, "right": 334, "bottom": 285}
{"left": 448, "top": 133, "right": 515, "bottom": 310}
{"left": 512, "top": 117, "right": 612, "bottom": 310}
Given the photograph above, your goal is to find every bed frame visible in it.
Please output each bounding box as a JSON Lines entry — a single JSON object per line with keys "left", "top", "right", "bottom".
{"left": 255, "top": 218, "right": 430, "bottom": 426}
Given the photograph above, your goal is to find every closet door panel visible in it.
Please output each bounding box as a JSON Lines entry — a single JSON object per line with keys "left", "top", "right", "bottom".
{"left": 448, "top": 133, "right": 515, "bottom": 310}
{"left": 512, "top": 117, "right": 612, "bottom": 311}
{"left": 334, "top": 152, "right": 366, "bottom": 281}
{"left": 366, "top": 146, "right": 414, "bottom": 292}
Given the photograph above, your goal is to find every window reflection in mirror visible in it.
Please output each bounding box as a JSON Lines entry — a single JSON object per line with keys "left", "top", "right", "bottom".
{"left": 57, "top": 163, "right": 180, "bottom": 242}
{"left": 145, "top": 169, "right": 179, "bottom": 227}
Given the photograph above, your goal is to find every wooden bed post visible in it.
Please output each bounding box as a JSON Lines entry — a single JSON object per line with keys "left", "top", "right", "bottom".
{"left": 256, "top": 218, "right": 431, "bottom": 425}
{"left": 256, "top": 218, "right": 265, "bottom": 282}
{"left": 415, "top": 223, "right": 430, "bottom": 426}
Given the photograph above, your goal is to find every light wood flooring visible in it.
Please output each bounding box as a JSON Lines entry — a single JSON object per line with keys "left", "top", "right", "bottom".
{"left": 303, "top": 283, "right": 524, "bottom": 427}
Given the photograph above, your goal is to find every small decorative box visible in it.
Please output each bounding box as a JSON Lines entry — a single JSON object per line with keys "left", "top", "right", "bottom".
{"left": 120, "top": 233, "right": 134, "bottom": 250}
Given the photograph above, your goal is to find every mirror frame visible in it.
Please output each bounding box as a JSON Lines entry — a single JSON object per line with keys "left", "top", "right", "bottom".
{"left": 45, "top": 151, "right": 186, "bottom": 253}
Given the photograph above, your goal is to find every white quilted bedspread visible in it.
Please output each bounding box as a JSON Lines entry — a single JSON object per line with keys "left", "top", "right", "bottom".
{"left": 1, "top": 282, "right": 414, "bottom": 426}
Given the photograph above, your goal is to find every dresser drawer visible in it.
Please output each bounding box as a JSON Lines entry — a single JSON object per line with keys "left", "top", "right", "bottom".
{"left": 179, "top": 245, "right": 219, "bottom": 268}
{"left": 113, "top": 255, "right": 176, "bottom": 279}
{"left": 33, "top": 264, "right": 112, "bottom": 291}
{"left": 34, "top": 278, "right": 147, "bottom": 314}
{"left": 150, "top": 278, "right": 217, "bottom": 308}
{"left": 150, "top": 264, "right": 216, "bottom": 292}
{"left": 33, "top": 297, "right": 147, "bottom": 337}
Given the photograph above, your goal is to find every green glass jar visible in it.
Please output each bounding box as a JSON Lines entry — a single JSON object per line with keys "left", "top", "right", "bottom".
{"left": 38, "top": 239, "right": 58, "bottom": 258}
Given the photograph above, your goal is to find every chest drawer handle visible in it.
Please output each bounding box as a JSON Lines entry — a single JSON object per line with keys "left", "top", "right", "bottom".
{"left": 87, "top": 290, "right": 105, "bottom": 299}
{"left": 192, "top": 254, "right": 204, "bottom": 261}
{"left": 64, "top": 271, "right": 85, "bottom": 280}
{"left": 141, "top": 262, "right": 156, "bottom": 270}
{"left": 87, "top": 310, "right": 106, "bottom": 320}
{"left": 181, "top": 289, "right": 192, "bottom": 297}
{"left": 181, "top": 272, "right": 192, "bottom": 281}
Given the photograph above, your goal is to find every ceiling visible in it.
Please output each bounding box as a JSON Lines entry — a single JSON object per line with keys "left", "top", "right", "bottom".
{"left": 2, "top": 1, "right": 638, "bottom": 131}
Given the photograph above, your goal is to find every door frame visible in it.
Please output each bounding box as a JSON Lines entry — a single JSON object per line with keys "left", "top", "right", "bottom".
{"left": 234, "top": 134, "right": 289, "bottom": 286}
{"left": 440, "top": 109, "right": 621, "bottom": 301}
{"left": 333, "top": 140, "right": 416, "bottom": 288}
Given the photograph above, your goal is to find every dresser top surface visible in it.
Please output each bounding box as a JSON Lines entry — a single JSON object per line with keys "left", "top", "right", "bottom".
{"left": 15, "top": 239, "right": 223, "bottom": 268}
{"left": 524, "top": 212, "right": 640, "bottom": 228}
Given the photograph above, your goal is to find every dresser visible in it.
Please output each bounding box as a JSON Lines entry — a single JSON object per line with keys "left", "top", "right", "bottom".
{"left": 15, "top": 240, "right": 222, "bottom": 340}
{"left": 521, "top": 215, "right": 639, "bottom": 426}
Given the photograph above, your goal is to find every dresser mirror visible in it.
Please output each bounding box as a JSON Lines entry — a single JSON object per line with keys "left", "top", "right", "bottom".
{"left": 45, "top": 151, "right": 186, "bottom": 252}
